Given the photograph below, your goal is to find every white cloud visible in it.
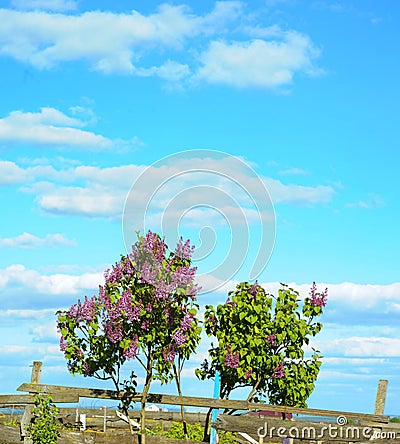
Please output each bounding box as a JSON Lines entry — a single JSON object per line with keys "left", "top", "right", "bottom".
{"left": 278, "top": 167, "right": 308, "bottom": 176}
{"left": 346, "top": 194, "right": 384, "bottom": 209}
{"left": 38, "top": 184, "right": 125, "bottom": 217}
{"left": 31, "top": 322, "right": 59, "bottom": 341}
{"left": 0, "top": 108, "right": 112, "bottom": 148}
{"left": 0, "top": 160, "right": 27, "bottom": 185}
{"left": 0, "top": 345, "right": 32, "bottom": 354}
{"left": 314, "top": 336, "right": 400, "bottom": 358}
{"left": 0, "top": 3, "right": 321, "bottom": 89}
{"left": 263, "top": 177, "right": 334, "bottom": 204}
{"left": 0, "top": 264, "right": 101, "bottom": 297}
{"left": 135, "top": 60, "right": 191, "bottom": 82}
{"left": 11, "top": 0, "right": 77, "bottom": 12}
{"left": 7, "top": 154, "right": 335, "bottom": 218}
{"left": 265, "top": 281, "right": 400, "bottom": 308}
{"left": 196, "top": 32, "right": 321, "bottom": 88}
{"left": 0, "top": 308, "right": 55, "bottom": 320}
{"left": 0, "top": 4, "right": 225, "bottom": 73}
{"left": 0, "top": 232, "right": 76, "bottom": 248}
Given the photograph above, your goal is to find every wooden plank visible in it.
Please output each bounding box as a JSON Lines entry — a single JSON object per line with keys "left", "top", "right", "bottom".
{"left": 374, "top": 379, "right": 388, "bottom": 415}
{"left": 213, "top": 415, "right": 400, "bottom": 443}
{"left": 0, "top": 393, "right": 79, "bottom": 405}
{"left": 0, "top": 426, "right": 205, "bottom": 444}
{"left": 17, "top": 382, "right": 390, "bottom": 423}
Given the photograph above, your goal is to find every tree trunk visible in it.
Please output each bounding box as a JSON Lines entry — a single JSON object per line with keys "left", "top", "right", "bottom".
{"left": 203, "top": 408, "right": 212, "bottom": 442}
{"left": 140, "top": 356, "right": 153, "bottom": 444}
{"left": 173, "top": 361, "right": 188, "bottom": 440}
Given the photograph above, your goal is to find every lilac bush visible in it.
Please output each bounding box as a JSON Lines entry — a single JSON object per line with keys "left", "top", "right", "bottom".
{"left": 57, "top": 231, "right": 201, "bottom": 438}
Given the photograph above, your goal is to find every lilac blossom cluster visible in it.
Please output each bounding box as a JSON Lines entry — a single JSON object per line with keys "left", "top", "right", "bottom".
{"left": 225, "top": 345, "right": 240, "bottom": 368}
{"left": 68, "top": 296, "right": 97, "bottom": 323}
{"left": 225, "top": 298, "right": 236, "bottom": 307}
{"left": 272, "top": 362, "right": 285, "bottom": 379}
{"left": 248, "top": 281, "right": 260, "bottom": 298}
{"left": 124, "top": 335, "right": 139, "bottom": 360}
{"left": 170, "top": 311, "right": 194, "bottom": 348}
{"left": 309, "top": 282, "right": 328, "bottom": 307}
{"left": 244, "top": 369, "right": 253, "bottom": 380}
{"left": 175, "top": 237, "right": 195, "bottom": 260}
{"left": 131, "top": 231, "right": 200, "bottom": 300}
{"left": 266, "top": 333, "right": 277, "bottom": 346}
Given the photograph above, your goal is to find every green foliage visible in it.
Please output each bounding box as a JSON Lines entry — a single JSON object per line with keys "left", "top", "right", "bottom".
{"left": 197, "top": 282, "right": 327, "bottom": 407}
{"left": 165, "top": 422, "right": 204, "bottom": 440}
{"left": 28, "top": 395, "right": 61, "bottom": 444}
{"left": 146, "top": 421, "right": 236, "bottom": 443}
{"left": 3, "top": 418, "right": 18, "bottom": 427}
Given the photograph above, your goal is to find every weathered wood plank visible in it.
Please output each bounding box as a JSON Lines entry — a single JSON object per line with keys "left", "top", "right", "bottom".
{"left": 374, "top": 379, "right": 388, "bottom": 415}
{"left": 17, "top": 383, "right": 390, "bottom": 423}
{"left": 213, "top": 415, "right": 399, "bottom": 443}
{"left": 0, "top": 393, "right": 79, "bottom": 405}
{"left": 0, "top": 426, "right": 208, "bottom": 444}
{"left": 0, "top": 424, "right": 21, "bottom": 443}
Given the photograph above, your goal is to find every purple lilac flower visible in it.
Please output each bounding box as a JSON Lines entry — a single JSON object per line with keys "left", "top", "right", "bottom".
{"left": 175, "top": 237, "right": 195, "bottom": 260}
{"left": 225, "top": 345, "right": 240, "bottom": 368}
{"left": 121, "top": 257, "right": 136, "bottom": 278}
{"left": 83, "top": 361, "right": 92, "bottom": 376}
{"left": 226, "top": 298, "right": 236, "bottom": 307}
{"left": 163, "top": 344, "right": 177, "bottom": 363}
{"left": 104, "top": 262, "right": 123, "bottom": 284}
{"left": 105, "top": 322, "right": 124, "bottom": 344}
{"left": 309, "top": 282, "right": 328, "bottom": 307}
{"left": 266, "top": 334, "right": 277, "bottom": 346}
{"left": 60, "top": 336, "right": 67, "bottom": 353}
{"left": 187, "top": 283, "right": 201, "bottom": 299}
{"left": 68, "top": 296, "right": 97, "bottom": 323}
{"left": 171, "top": 265, "right": 197, "bottom": 288}
{"left": 180, "top": 312, "right": 194, "bottom": 332}
{"left": 98, "top": 285, "right": 111, "bottom": 309}
{"left": 244, "top": 369, "right": 253, "bottom": 380}
{"left": 145, "top": 303, "right": 153, "bottom": 313}
{"left": 124, "top": 335, "right": 139, "bottom": 360}
{"left": 139, "top": 261, "right": 158, "bottom": 285}
{"left": 141, "top": 319, "right": 150, "bottom": 331}
{"left": 272, "top": 362, "right": 285, "bottom": 379}
{"left": 173, "top": 329, "right": 187, "bottom": 346}
{"left": 249, "top": 281, "right": 260, "bottom": 298}
{"left": 139, "top": 231, "right": 167, "bottom": 264}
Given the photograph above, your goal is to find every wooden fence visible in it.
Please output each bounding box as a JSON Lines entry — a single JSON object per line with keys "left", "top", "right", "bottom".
{"left": 0, "top": 361, "right": 399, "bottom": 444}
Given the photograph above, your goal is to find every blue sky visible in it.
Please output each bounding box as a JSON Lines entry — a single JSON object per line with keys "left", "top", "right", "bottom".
{"left": 1, "top": 0, "right": 400, "bottom": 416}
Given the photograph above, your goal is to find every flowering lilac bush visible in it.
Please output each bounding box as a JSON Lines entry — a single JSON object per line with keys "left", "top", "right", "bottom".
{"left": 197, "top": 282, "right": 327, "bottom": 408}
{"left": 57, "top": 231, "right": 201, "bottom": 437}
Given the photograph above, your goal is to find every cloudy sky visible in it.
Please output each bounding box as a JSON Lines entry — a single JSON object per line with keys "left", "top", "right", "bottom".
{"left": 1, "top": 0, "right": 400, "bottom": 415}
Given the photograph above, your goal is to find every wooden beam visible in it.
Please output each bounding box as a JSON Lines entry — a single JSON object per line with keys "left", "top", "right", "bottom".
{"left": 17, "top": 382, "right": 389, "bottom": 423}
{"left": 0, "top": 393, "right": 79, "bottom": 405}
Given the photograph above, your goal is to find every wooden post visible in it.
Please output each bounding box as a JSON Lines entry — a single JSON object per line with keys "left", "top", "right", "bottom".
{"left": 374, "top": 379, "right": 389, "bottom": 415}
{"left": 21, "top": 361, "right": 43, "bottom": 443}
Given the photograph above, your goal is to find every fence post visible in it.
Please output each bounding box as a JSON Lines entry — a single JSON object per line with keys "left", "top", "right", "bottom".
{"left": 374, "top": 379, "right": 388, "bottom": 415}
{"left": 210, "top": 372, "right": 220, "bottom": 444}
{"left": 20, "top": 361, "right": 42, "bottom": 444}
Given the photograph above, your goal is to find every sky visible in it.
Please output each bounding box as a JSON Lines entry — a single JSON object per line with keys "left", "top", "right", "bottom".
{"left": 0, "top": 0, "right": 400, "bottom": 417}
